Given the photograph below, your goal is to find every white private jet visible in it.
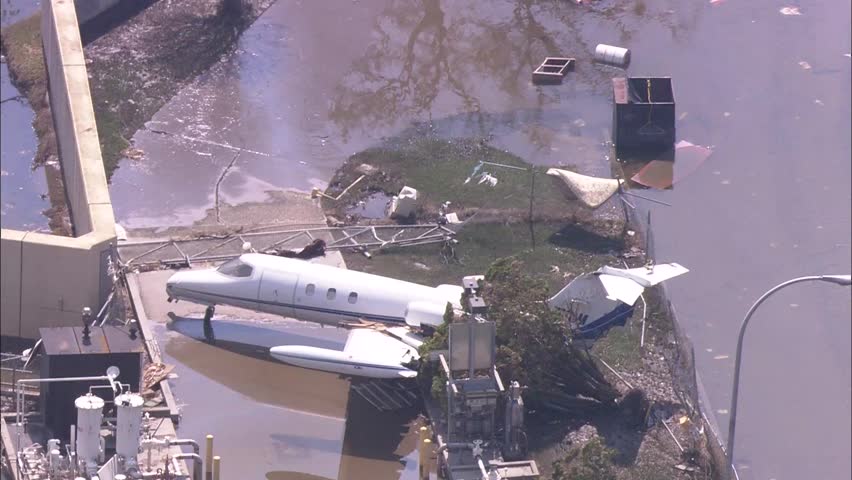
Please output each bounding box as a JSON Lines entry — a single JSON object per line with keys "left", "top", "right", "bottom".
{"left": 165, "top": 254, "right": 464, "bottom": 379}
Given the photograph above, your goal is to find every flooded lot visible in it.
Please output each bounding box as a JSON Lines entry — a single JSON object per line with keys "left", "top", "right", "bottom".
{"left": 1, "top": 1, "right": 49, "bottom": 231}
{"left": 109, "top": 0, "right": 849, "bottom": 479}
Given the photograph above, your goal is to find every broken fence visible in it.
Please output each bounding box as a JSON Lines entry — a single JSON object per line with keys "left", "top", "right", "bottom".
{"left": 115, "top": 224, "right": 457, "bottom": 270}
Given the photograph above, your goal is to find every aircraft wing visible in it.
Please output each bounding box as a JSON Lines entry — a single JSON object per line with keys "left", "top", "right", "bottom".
{"left": 598, "top": 263, "right": 689, "bottom": 288}
{"left": 596, "top": 273, "right": 646, "bottom": 305}
{"left": 343, "top": 328, "right": 419, "bottom": 363}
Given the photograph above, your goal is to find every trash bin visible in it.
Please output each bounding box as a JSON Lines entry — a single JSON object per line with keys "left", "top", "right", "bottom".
{"left": 612, "top": 77, "right": 675, "bottom": 152}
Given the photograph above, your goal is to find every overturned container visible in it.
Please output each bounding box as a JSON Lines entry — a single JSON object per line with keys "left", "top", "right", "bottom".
{"left": 612, "top": 77, "right": 676, "bottom": 152}
{"left": 595, "top": 44, "right": 631, "bottom": 68}
{"left": 388, "top": 186, "right": 419, "bottom": 219}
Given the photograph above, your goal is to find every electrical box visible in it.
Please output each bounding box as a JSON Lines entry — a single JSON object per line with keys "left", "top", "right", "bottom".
{"left": 39, "top": 326, "right": 144, "bottom": 440}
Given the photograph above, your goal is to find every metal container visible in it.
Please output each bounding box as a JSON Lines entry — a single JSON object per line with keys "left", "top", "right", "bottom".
{"left": 595, "top": 44, "right": 631, "bottom": 68}
{"left": 115, "top": 392, "right": 144, "bottom": 464}
{"left": 612, "top": 77, "right": 676, "bottom": 152}
{"left": 75, "top": 393, "right": 104, "bottom": 475}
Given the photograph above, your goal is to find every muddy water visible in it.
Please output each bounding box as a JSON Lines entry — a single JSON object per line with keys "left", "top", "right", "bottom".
{"left": 1, "top": 1, "right": 49, "bottom": 231}
{"left": 112, "top": 0, "right": 849, "bottom": 478}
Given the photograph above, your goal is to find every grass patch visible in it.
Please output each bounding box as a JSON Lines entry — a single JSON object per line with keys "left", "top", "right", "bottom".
{"left": 325, "top": 137, "right": 625, "bottom": 238}
{"left": 329, "top": 138, "right": 568, "bottom": 216}
{"left": 343, "top": 221, "right": 621, "bottom": 291}
{"left": 1, "top": 14, "right": 46, "bottom": 105}
{"left": 591, "top": 324, "right": 643, "bottom": 371}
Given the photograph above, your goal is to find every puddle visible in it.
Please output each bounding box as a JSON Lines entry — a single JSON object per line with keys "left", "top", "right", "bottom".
{"left": 345, "top": 191, "right": 391, "bottom": 219}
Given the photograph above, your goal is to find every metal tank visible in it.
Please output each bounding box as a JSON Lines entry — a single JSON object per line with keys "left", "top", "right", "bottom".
{"left": 75, "top": 393, "right": 104, "bottom": 475}
{"left": 594, "top": 43, "right": 631, "bottom": 68}
{"left": 115, "top": 392, "right": 145, "bottom": 466}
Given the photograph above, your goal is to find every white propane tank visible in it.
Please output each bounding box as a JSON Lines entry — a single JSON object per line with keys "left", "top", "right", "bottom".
{"left": 115, "top": 393, "right": 145, "bottom": 464}
{"left": 594, "top": 44, "right": 631, "bottom": 68}
{"left": 75, "top": 393, "right": 104, "bottom": 475}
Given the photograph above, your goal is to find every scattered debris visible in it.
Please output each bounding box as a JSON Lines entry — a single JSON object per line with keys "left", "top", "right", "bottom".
{"left": 444, "top": 212, "right": 461, "bottom": 224}
{"left": 631, "top": 140, "right": 713, "bottom": 189}
{"left": 814, "top": 99, "right": 824, "bottom": 106}
{"left": 477, "top": 172, "right": 499, "bottom": 187}
{"left": 266, "top": 239, "right": 327, "bottom": 259}
{"left": 532, "top": 57, "right": 575, "bottom": 85}
{"left": 142, "top": 362, "right": 175, "bottom": 392}
{"left": 594, "top": 44, "right": 631, "bottom": 68}
{"left": 779, "top": 6, "right": 802, "bottom": 15}
{"left": 313, "top": 174, "right": 366, "bottom": 201}
{"left": 122, "top": 146, "right": 145, "bottom": 161}
{"left": 798, "top": 60, "right": 812, "bottom": 70}
{"left": 356, "top": 163, "right": 379, "bottom": 176}
{"left": 388, "top": 186, "right": 419, "bottom": 218}
{"left": 546, "top": 168, "right": 622, "bottom": 208}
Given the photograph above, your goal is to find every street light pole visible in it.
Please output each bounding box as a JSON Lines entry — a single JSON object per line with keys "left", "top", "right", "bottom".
{"left": 727, "top": 274, "right": 851, "bottom": 478}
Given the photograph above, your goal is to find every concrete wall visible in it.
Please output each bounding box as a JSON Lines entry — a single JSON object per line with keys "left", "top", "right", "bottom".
{"left": 0, "top": 0, "right": 115, "bottom": 339}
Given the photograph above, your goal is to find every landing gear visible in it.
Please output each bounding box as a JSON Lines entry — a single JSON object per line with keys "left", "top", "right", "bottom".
{"left": 203, "top": 305, "right": 216, "bottom": 343}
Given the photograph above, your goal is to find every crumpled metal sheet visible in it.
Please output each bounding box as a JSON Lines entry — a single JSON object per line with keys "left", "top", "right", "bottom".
{"left": 546, "top": 168, "right": 622, "bottom": 208}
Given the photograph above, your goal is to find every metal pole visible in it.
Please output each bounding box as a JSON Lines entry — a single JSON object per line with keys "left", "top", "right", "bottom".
{"left": 727, "top": 275, "right": 851, "bottom": 479}
{"left": 205, "top": 434, "right": 214, "bottom": 480}
{"left": 212, "top": 455, "right": 221, "bottom": 480}
{"left": 419, "top": 438, "right": 432, "bottom": 480}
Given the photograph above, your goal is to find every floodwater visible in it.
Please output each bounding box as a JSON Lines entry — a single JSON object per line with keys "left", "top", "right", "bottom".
{"left": 1, "top": 0, "right": 49, "bottom": 231}
{"left": 110, "top": 0, "right": 850, "bottom": 479}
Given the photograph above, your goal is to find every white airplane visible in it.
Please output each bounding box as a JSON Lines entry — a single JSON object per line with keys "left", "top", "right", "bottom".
{"left": 165, "top": 254, "right": 464, "bottom": 379}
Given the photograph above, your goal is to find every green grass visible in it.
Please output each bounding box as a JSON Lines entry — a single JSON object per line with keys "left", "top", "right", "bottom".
{"left": 591, "top": 324, "right": 643, "bottom": 371}
{"left": 325, "top": 138, "right": 573, "bottom": 219}
{"left": 0, "top": 14, "right": 46, "bottom": 105}
{"left": 343, "top": 221, "right": 622, "bottom": 292}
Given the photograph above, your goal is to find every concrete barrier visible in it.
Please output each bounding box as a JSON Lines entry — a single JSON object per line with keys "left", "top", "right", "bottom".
{"left": 0, "top": 0, "right": 115, "bottom": 340}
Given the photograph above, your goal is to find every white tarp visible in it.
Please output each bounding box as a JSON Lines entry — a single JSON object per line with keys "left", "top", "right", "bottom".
{"left": 546, "top": 168, "right": 622, "bottom": 209}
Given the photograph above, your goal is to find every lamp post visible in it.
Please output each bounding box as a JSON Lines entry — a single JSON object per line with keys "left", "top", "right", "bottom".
{"left": 727, "top": 274, "right": 852, "bottom": 478}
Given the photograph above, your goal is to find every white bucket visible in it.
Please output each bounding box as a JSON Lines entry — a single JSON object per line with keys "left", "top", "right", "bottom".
{"left": 594, "top": 44, "right": 631, "bottom": 68}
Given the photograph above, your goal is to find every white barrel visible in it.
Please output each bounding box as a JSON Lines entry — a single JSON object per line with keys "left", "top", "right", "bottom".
{"left": 594, "top": 44, "right": 631, "bottom": 67}
{"left": 75, "top": 393, "right": 104, "bottom": 473}
{"left": 115, "top": 393, "right": 145, "bottom": 463}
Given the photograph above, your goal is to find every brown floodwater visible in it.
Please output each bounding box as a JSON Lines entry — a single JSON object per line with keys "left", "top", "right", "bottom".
{"left": 110, "top": 0, "right": 850, "bottom": 479}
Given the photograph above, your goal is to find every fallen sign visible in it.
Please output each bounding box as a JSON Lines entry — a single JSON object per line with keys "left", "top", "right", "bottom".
{"left": 548, "top": 262, "right": 689, "bottom": 338}
{"left": 532, "top": 57, "right": 575, "bottom": 85}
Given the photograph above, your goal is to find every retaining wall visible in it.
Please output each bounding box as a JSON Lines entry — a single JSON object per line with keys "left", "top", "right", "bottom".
{"left": 0, "top": 0, "right": 115, "bottom": 339}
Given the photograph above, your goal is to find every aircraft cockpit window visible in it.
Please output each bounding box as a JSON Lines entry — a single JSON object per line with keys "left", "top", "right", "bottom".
{"left": 348, "top": 292, "right": 358, "bottom": 304}
{"left": 305, "top": 284, "right": 315, "bottom": 296}
{"left": 217, "top": 258, "right": 253, "bottom": 278}
{"left": 327, "top": 288, "right": 336, "bottom": 300}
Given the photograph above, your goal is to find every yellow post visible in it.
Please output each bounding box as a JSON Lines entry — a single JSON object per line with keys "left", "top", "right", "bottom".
{"left": 205, "top": 435, "right": 214, "bottom": 480}
{"left": 212, "top": 455, "right": 221, "bottom": 480}
{"left": 419, "top": 438, "right": 432, "bottom": 480}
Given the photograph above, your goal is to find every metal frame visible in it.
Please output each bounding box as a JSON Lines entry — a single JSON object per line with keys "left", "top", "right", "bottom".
{"left": 116, "top": 224, "right": 457, "bottom": 270}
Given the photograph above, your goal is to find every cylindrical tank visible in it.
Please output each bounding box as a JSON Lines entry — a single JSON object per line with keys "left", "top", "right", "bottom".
{"left": 115, "top": 393, "right": 145, "bottom": 463}
{"left": 75, "top": 393, "right": 104, "bottom": 473}
{"left": 594, "top": 44, "right": 631, "bottom": 67}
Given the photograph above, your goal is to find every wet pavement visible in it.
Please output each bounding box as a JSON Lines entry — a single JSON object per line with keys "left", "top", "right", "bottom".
{"left": 109, "top": 0, "right": 850, "bottom": 478}
{"left": 1, "top": 1, "right": 49, "bottom": 231}
{"left": 135, "top": 266, "right": 427, "bottom": 480}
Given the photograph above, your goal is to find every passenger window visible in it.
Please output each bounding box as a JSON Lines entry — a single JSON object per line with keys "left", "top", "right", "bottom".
{"left": 327, "top": 288, "right": 336, "bottom": 300}
{"left": 305, "top": 284, "right": 315, "bottom": 296}
{"left": 217, "top": 258, "right": 253, "bottom": 277}
{"left": 348, "top": 292, "right": 358, "bottom": 304}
